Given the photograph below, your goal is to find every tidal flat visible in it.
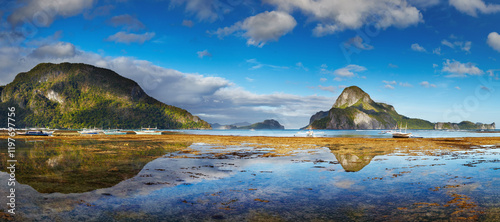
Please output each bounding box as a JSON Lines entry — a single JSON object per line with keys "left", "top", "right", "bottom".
{"left": 1, "top": 135, "right": 499, "bottom": 221}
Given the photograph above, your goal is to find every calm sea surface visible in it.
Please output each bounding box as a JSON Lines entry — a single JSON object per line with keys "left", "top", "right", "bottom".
{"left": 0, "top": 138, "right": 499, "bottom": 221}
{"left": 175, "top": 129, "right": 500, "bottom": 138}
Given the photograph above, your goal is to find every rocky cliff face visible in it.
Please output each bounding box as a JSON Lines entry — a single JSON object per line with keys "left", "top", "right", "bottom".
{"left": 308, "top": 86, "right": 409, "bottom": 130}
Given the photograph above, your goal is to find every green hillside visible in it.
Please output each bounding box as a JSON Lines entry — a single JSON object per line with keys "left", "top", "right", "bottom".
{"left": 0, "top": 63, "right": 211, "bottom": 129}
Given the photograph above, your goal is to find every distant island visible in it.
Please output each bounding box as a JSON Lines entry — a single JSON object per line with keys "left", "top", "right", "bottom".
{"left": 305, "top": 86, "right": 495, "bottom": 130}
{"left": 211, "top": 119, "right": 285, "bottom": 130}
{"left": 0, "top": 63, "right": 211, "bottom": 129}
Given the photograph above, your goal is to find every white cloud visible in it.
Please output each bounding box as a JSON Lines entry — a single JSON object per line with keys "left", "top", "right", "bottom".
{"left": 169, "top": 0, "right": 239, "bottom": 22}
{"left": 408, "top": 0, "right": 441, "bottom": 8}
{"left": 106, "top": 32, "right": 155, "bottom": 44}
{"left": 383, "top": 80, "right": 397, "bottom": 89}
{"left": 411, "top": 43, "right": 426, "bottom": 52}
{"left": 8, "top": 0, "right": 94, "bottom": 27}
{"left": 399, "top": 82, "right": 413, "bottom": 87}
{"left": 442, "top": 59, "right": 484, "bottom": 77}
{"left": 344, "top": 35, "right": 374, "bottom": 51}
{"left": 245, "top": 77, "right": 254, "bottom": 82}
{"left": 450, "top": 0, "right": 500, "bottom": 17}
{"left": 296, "top": 62, "right": 309, "bottom": 71}
{"left": 420, "top": 81, "right": 437, "bottom": 88}
{"left": 441, "top": 39, "right": 455, "bottom": 48}
{"left": 107, "top": 14, "right": 145, "bottom": 31}
{"left": 383, "top": 80, "right": 397, "bottom": 85}
{"left": 197, "top": 49, "right": 212, "bottom": 58}
{"left": 487, "top": 32, "right": 500, "bottom": 52}
{"left": 318, "top": 85, "right": 337, "bottom": 93}
{"left": 29, "top": 42, "right": 76, "bottom": 59}
{"left": 319, "top": 78, "right": 328, "bottom": 82}
{"left": 213, "top": 11, "right": 296, "bottom": 47}
{"left": 433, "top": 64, "right": 439, "bottom": 68}
{"left": 384, "top": 84, "right": 395, "bottom": 89}
{"left": 246, "top": 58, "right": 288, "bottom": 70}
{"left": 388, "top": 63, "right": 398, "bottom": 68}
{"left": 455, "top": 86, "right": 461, "bottom": 90}
{"left": 264, "top": 0, "right": 422, "bottom": 36}
{"left": 461, "top": 41, "right": 472, "bottom": 53}
{"left": 442, "top": 39, "right": 472, "bottom": 53}
{"left": 433, "top": 47, "right": 442, "bottom": 55}
{"left": 332, "top": 64, "right": 367, "bottom": 79}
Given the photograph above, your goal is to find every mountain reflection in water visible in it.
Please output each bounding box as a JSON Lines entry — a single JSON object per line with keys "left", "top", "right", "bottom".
{"left": 0, "top": 139, "right": 499, "bottom": 221}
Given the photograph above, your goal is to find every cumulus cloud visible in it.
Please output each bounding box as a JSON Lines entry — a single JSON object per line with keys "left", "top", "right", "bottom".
{"left": 442, "top": 59, "right": 483, "bottom": 77}
{"left": 420, "top": 81, "right": 437, "bottom": 88}
{"left": 411, "top": 43, "right": 426, "bottom": 52}
{"left": 8, "top": 0, "right": 94, "bottom": 27}
{"left": 106, "top": 32, "right": 155, "bottom": 44}
{"left": 264, "top": 0, "right": 422, "bottom": 36}
{"left": 487, "top": 32, "right": 500, "bottom": 52}
{"left": 213, "top": 11, "right": 296, "bottom": 47}
{"left": 455, "top": 86, "right": 461, "bottom": 90}
{"left": 450, "top": 0, "right": 500, "bottom": 17}
{"left": 331, "top": 65, "right": 367, "bottom": 79}
{"left": 388, "top": 63, "right": 399, "bottom": 68}
{"left": 320, "top": 64, "right": 367, "bottom": 81}
{"left": 29, "top": 42, "right": 76, "bottom": 59}
{"left": 107, "top": 14, "right": 145, "bottom": 31}
{"left": 197, "top": 49, "right": 212, "bottom": 58}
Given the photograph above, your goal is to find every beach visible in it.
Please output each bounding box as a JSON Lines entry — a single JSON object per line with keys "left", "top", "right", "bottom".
{"left": 1, "top": 134, "right": 499, "bottom": 221}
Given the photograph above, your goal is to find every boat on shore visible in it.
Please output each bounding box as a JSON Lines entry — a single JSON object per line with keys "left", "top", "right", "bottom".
{"left": 390, "top": 123, "right": 412, "bottom": 138}
{"left": 134, "top": 127, "right": 162, "bottom": 135}
{"left": 103, "top": 129, "right": 127, "bottom": 135}
{"left": 18, "top": 130, "right": 51, "bottom": 136}
{"left": 79, "top": 128, "right": 103, "bottom": 135}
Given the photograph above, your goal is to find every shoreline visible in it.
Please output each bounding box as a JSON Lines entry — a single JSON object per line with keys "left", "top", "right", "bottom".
{"left": 5, "top": 134, "right": 500, "bottom": 151}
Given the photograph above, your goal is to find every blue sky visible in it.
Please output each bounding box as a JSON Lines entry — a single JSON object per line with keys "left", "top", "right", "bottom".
{"left": 1, "top": 0, "right": 499, "bottom": 128}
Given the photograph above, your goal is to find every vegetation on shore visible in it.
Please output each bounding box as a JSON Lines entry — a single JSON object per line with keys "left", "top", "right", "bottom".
{"left": 0, "top": 63, "right": 211, "bottom": 129}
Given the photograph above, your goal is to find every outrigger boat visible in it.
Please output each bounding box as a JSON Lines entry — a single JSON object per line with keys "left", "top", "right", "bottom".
{"left": 390, "top": 123, "right": 412, "bottom": 138}
{"left": 18, "top": 130, "right": 51, "bottom": 136}
{"left": 134, "top": 127, "right": 162, "bottom": 135}
{"left": 78, "top": 128, "right": 103, "bottom": 135}
{"left": 103, "top": 129, "right": 127, "bottom": 135}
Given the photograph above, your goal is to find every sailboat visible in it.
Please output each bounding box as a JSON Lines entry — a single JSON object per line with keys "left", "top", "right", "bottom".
{"left": 391, "top": 123, "right": 412, "bottom": 138}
